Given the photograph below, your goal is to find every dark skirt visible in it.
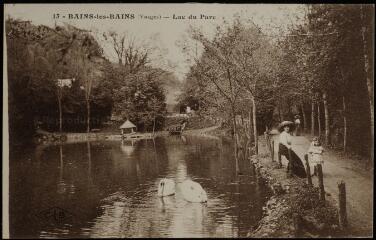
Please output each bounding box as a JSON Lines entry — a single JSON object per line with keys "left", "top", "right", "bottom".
{"left": 279, "top": 143, "right": 307, "bottom": 178}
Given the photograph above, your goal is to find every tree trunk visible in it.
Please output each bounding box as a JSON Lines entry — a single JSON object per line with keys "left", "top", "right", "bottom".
{"left": 317, "top": 101, "right": 322, "bottom": 138}
{"left": 153, "top": 115, "right": 156, "bottom": 136}
{"left": 232, "top": 108, "right": 240, "bottom": 174}
{"left": 360, "top": 5, "right": 374, "bottom": 163}
{"left": 86, "top": 99, "right": 90, "bottom": 133}
{"left": 342, "top": 96, "right": 347, "bottom": 152}
{"left": 323, "top": 92, "right": 330, "bottom": 145}
{"left": 248, "top": 109, "right": 253, "bottom": 142}
{"left": 252, "top": 96, "right": 258, "bottom": 155}
{"left": 311, "top": 98, "right": 315, "bottom": 136}
{"left": 278, "top": 104, "right": 282, "bottom": 122}
{"left": 338, "top": 66, "right": 348, "bottom": 153}
{"left": 301, "top": 102, "right": 307, "bottom": 133}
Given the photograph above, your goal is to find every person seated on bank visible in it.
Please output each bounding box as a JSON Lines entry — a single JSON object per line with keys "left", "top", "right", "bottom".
{"left": 278, "top": 122, "right": 307, "bottom": 178}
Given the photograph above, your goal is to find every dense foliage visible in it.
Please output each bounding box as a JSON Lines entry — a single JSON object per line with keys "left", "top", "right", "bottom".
{"left": 110, "top": 67, "right": 168, "bottom": 132}
{"left": 6, "top": 18, "right": 172, "bottom": 144}
{"left": 178, "top": 5, "right": 374, "bottom": 160}
{"left": 278, "top": 4, "right": 374, "bottom": 158}
{"left": 7, "top": 19, "right": 105, "bottom": 142}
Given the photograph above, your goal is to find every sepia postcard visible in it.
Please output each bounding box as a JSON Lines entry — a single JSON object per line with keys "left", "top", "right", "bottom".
{"left": 3, "top": 2, "right": 374, "bottom": 238}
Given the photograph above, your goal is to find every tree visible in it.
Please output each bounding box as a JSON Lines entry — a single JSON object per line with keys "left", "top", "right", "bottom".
{"left": 67, "top": 30, "right": 104, "bottom": 132}
{"left": 275, "top": 4, "right": 373, "bottom": 159}
{"left": 229, "top": 20, "right": 280, "bottom": 154}
{"left": 360, "top": 5, "right": 374, "bottom": 162}
{"left": 6, "top": 19, "right": 109, "bottom": 140}
{"left": 179, "top": 19, "right": 281, "bottom": 173}
{"left": 103, "top": 31, "right": 152, "bottom": 73}
{"left": 187, "top": 23, "right": 246, "bottom": 173}
{"left": 112, "top": 67, "right": 167, "bottom": 132}
{"left": 306, "top": 4, "right": 373, "bottom": 155}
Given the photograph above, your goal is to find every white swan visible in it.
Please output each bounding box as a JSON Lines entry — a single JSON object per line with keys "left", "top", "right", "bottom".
{"left": 180, "top": 179, "right": 208, "bottom": 203}
{"left": 157, "top": 178, "right": 176, "bottom": 197}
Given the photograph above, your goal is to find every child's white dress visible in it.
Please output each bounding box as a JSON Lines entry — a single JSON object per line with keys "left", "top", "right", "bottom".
{"left": 308, "top": 143, "right": 324, "bottom": 165}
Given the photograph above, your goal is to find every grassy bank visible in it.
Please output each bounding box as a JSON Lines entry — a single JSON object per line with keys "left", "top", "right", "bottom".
{"left": 247, "top": 139, "right": 342, "bottom": 238}
{"left": 201, "top": 128, "right": 342, "bottom": 237}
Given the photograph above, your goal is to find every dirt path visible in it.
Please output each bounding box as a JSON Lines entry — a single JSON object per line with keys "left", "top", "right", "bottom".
{"left": 270, "top": 134, "right": 373, "bottom": 237}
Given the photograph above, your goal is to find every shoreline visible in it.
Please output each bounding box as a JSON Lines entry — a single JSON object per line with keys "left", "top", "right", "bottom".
{"left": 182, "top": 125, "right": 223, "bottom": 139}
{"left": 29, "top": 126, "right": 222, "bottom": 147}
{"left": 247, "top": 138, "right": 345, "bottom": 238}
{"left": 200, "top": 127, "right": 344, "bottom": 238}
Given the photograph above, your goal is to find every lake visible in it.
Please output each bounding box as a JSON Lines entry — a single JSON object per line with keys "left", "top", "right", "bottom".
{"left": 9, "top": 135, "right": 270, "bottom": 238}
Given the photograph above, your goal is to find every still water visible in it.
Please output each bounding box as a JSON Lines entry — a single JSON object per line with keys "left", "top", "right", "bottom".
{"left": 10, "top": 136, "right": 270, "bottom": 238}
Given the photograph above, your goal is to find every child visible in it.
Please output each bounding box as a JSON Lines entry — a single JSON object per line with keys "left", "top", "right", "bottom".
{"left": 308, "top": 137, "right": 324, "bottom": 176}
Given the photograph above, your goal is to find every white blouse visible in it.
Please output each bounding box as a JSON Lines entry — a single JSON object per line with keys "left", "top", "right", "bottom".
{"left": 279, "top": 131, "right": 292, "bottom": 149}
{"left": 308, "top": 144, "right": 324, "bottom": 164}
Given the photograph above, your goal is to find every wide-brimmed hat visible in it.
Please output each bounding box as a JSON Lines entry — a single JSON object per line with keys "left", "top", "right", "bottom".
{"left": 294, "top": 115, "right": 300, "bottom": 119}
{"left": 278, "top": 121, "right": 295, "bottom": 132}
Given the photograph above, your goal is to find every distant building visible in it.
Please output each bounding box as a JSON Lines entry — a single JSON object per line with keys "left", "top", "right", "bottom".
{"left": 57, "top": 78, "right": 75, "bottom": 88}
{"left": 119, "top": 120, "right": 137, "bottom": 135}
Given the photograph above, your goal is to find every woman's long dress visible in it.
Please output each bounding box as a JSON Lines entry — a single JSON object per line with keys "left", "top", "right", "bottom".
{"left": 279, "top": 143, "right": 307, "bottom": 178}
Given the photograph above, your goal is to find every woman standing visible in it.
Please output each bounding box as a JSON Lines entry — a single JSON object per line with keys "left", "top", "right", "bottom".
{"left": 278, "top": 121, "right": 307, "bottom": 178}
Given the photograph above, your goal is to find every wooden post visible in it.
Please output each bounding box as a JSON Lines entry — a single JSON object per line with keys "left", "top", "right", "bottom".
{"left": 305, "top": 154, "right": 312, "bottom": 186}
{"left": 317, "top": 164, "right": 325, "bottom": 201}
{"left": 287, "top": 148, "right": 293, "bottom": 177}
{"left": 268, "top": 136, "right": 273, "bottom": 159}
{"left": 293, "top": 213, "right": 302, "bottom": 237}
{"left": 271, "top": 140, "right": 274, "bottom": 162}
{"left": 338, "top": 181, "right": 348, "bottom": 229}
{"left": 278, "top": 150, "right": 282, "bottom": 168}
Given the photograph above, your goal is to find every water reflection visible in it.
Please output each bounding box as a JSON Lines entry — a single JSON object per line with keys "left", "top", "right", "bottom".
{"left": 57, "top": 145, "right": 67, "bottom": 195}
{"left": 56, "top": 144, "right": 77, "bottom": 196}
{"left": 10, "top": 136, "right": 270, "bottom": 238}
{"left": 120, "top": 140, "right": 136, "bottom": 155}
